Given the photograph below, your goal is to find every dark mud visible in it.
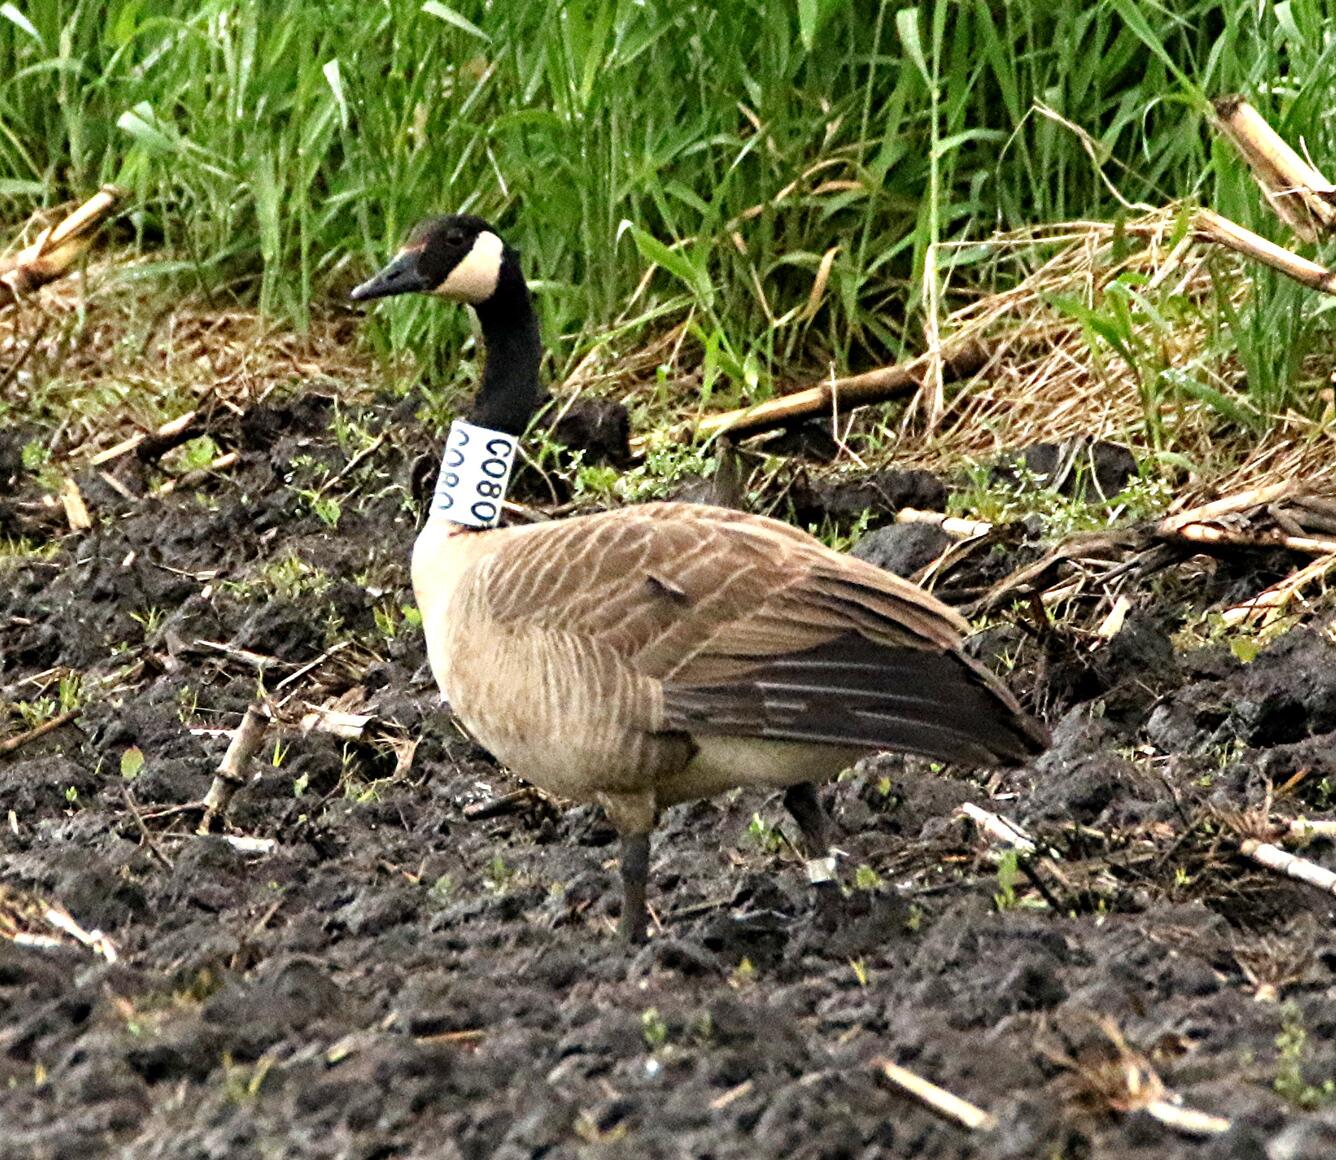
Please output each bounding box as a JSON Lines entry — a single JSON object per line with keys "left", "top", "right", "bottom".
{"left": 2, "top": 390, "right": 1336, "bottom": 1159}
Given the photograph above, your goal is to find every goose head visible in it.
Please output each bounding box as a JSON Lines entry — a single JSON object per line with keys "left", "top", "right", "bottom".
{"left": 350, "top": 214, "right": 515, "bottom": 306}
{"left": 350, "top": 213, "right": 542, "bottom": 439}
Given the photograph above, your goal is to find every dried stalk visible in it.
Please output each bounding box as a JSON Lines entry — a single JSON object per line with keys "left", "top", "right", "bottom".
{"left": 895, "top": 507, "right": 994, "bottom": 539}
{"left": 957, "top": 803, "right": 1036, "bottom": 853}
{"left": 0, "top": 886, "right": 118, "bottom": 963}
{"left": 221, "top": 835, "right": 277, "bottom": 855}
{"left": 1167, "top": 522, "right": 1336, "bottom": 557}
{"left": 1143, "top": 1100, "right": 1232, "bottom": 1138}
{"left": 121, "top": 785, "right": 173, "bottom": 869}
{"left": 315, "top": 431, "right": 387, "bottom": 495}
{"left": 1095, "top": 594, "right": 1132, "bottom": 640}
{"left": 90, "top": 409, "right": 200, "bottom": 466}
{"left": 873, "top": 1058, "right": 997, "bottom": 1132}
{"left": 708, "top": 1080, "right": 754, "bottom": 1111}
{"left": 414, "top": 1028, "right": 487, "bottom": 1046}
{"left": 28, "top": 902, "right": 119, "bottom": 963}
{"left": 1221, "top": 554, "right": 1336, "bottom": 627}
{"left": 1240, "top": 838, "right": 1336, "bottom": 897}
{"left": 1213, "top": 97, "right": 1336, "bottom": 241}
{"left": 969, "top": 529, "right": 1143, "bottom": 616}
{"left": 1193, "top": 208, "right": 1336, "bottom": 294}
{"left": 637, "top": 339, "right": 992, "bottom": 451}
{"left": 199, "top": 700, "right": 271, "bottom": 832}
{"left": 0, "top": 186, "right": 122, "bottom": 308}
{"left": 195, "top": 639, "right": 279, "bottom": 671}
{"left": 272, "top": 641, "right": 353, "bottom": 703}
{"left": 60, "top": 477, "right": 91, "bottom": 532}
{"left": 0, "top": 709, "right": 81, "bottom": 756}
{"left": 1158, "top": 483, "right": 1296, "bottom": 534}
{"left": 1285, "top": 818, "right": 1336, "bottom": 840}
{"left": 300, "top": 705, "right": 374, "bottom": 740}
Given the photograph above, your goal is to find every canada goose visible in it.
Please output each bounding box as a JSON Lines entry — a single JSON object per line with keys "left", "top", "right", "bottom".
{"left": 351, "top": 215, "right": 1048, "bottom": 942}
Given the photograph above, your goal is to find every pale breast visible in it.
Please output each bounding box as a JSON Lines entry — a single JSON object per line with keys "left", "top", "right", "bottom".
{"left": 410, "top": 517, "right": 544, "bottom": 702}
{"left": 440, "top": 610, "right": 695, "bottom": 802}
{"left": 412, "top": 517, "right": 694, "bottom": 802}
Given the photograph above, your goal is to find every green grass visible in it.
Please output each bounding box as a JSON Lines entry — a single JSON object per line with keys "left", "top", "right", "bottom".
{"left": 2, "top": 1, "right": 1334, "bottom": 420}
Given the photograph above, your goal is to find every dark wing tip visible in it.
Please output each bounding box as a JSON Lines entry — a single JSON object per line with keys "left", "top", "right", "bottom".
{"left": 664, "top": 633, "right": 1048, "bottom": 768}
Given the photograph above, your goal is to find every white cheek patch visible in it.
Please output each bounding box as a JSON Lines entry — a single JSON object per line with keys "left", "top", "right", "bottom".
{"left": 437, "top": 230, "right": 504, "bottom": 302}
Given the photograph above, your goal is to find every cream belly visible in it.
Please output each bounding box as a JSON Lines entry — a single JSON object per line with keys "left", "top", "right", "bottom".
{"left": 446, "top": 699, "right": 860, "bottom": 809}
{"left": 660, "top": 736, "right": 863, "bottom": 806}
{"left": 454, "top": 709, "right": 861, "bottom": 809}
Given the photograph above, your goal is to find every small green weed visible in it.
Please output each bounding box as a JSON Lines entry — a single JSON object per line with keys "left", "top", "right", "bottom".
{"left": 949, "top": 461, "right": 1172, "bottom": 537}
{"left": 164, "top": 434, "right": 220, "bottom": 474}
{"left": 130, "top": 607, "right": 166, "bottom": 636}
{"left": 853, "top": 864, "right": 883, "bottom": 892}
{"left": 994, "top": 849, "right": 1022, "bottom": 911}
{"left": 1274, "top": 1006, "right": 1336, "bottom": 1109}
{"left": 483, "top": 855, "right": 515, "bottom": 893}
{"left": 641, "top": 1008, "right": 669, "bottom": 1049}
{"left": 729, "top": 958, "right": 757, "bottom": 989}
{"left": 0, "top": 537, "right": 59, "bottom": 564}
{"left": 294, "top": 489, "right": 342, "bottom": 529}
{"left": 746, "top": 813, "right": 784, "bottom": 854}
{"left": 226, "top": 555, "right": 330, "bottom": 602}
{"left": 120, "top": 747, "right": 145, "bottom": 781}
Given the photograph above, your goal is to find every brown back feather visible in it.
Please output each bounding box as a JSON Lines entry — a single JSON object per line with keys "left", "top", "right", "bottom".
{"left": 472, "top": 502, "right": 1045, "bottom": 765}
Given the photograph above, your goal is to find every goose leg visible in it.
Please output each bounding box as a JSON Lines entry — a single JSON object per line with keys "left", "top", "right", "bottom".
{"left": 783, "top": 782, "right": 837, "bottom": 885}
{"left": 783, "top": 782, "right": 830, "bottom": 854}
{"left": 601, "top": 791, "right": 657, "bottom": 943}
{"left": 617, "top": 832, "right": 651, "bottom": 943}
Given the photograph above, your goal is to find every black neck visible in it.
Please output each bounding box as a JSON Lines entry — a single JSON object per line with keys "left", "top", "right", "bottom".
{"left": 469, "top": 266, "right": 541, "bottom": 437}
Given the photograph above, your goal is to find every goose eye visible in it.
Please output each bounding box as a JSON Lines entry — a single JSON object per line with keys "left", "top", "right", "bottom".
{"left": 446, "top": 230, "right": 465, "bottom": 246}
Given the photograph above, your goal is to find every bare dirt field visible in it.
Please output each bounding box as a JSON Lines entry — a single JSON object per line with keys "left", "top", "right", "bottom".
{"left": 3, "top": 360, "right": 1336, "bottom": 1158}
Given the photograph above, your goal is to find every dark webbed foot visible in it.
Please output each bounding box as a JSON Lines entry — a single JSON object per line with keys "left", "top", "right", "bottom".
{"left": 783, "top": 782, "right": 838, "bottom": 886}
{"left": 783, "top": 781, "right": 832, "bottom": 854}
{"left": 617, "top": 832, "right": 651, "bottom": 943}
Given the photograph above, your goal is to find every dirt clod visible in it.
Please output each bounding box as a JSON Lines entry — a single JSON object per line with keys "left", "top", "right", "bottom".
{"left": 1010, "top": 438, "right": 1140, "bottom": 500}
{"left": 853, "top": 521, "right": 953, "bottom": 578}
{"left": 546, "top": 397, "right": 632, "bottom": 467}
{"left": 789, "top": 466, "right": 948, "bottom": 528}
